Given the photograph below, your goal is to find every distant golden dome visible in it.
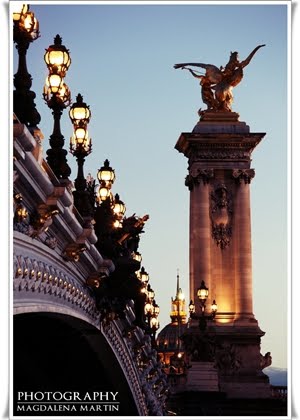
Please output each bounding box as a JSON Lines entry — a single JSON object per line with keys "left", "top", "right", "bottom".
{"left": 157, "top": 322, "right": 187, "bottom": 352}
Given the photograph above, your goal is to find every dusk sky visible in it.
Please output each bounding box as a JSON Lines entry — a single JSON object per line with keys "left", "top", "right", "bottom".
{"left": 8, "top": 0, "right": 293, "bottom": 381}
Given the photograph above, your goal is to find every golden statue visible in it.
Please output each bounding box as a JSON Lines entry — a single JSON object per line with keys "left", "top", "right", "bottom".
{"left": 174, "top": 44, "right": 265, "bottom": 112}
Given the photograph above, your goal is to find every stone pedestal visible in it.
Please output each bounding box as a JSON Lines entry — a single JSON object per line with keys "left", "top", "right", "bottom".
{"left": 175, "top": 111, "right": 271, "bottom": 398}
{"left": 186, "top": 362, "right": 219, "bottom": 392}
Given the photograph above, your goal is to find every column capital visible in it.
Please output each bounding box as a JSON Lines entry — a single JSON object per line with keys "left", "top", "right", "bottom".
{"left": 185, "top": 168, "right": 214, "bottom": 190}
{"left": 232, "top": 169, "right": 255, "bottom": 184}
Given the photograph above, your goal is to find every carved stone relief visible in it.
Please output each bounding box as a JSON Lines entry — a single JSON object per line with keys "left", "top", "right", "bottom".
{"left": 214, "top": 342, "right": 242, "bottom": 374}
{"left": 188, "top": 148, "right": 251, "bottom": 166}
{"left": 210, "top": 183, "right": 233, "bottom": 249}
{"left": 180, "top": 331, "right": 216, "bottom": 362}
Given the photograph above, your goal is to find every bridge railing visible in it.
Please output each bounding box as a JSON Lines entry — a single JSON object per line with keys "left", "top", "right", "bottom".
{"left": 270, "top": 385, "right": 287, "bottom": 400}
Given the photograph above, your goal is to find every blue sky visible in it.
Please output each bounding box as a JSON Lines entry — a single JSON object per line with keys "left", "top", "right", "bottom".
{"left": 10, "top": 1, "right": 290, "bottom": 372}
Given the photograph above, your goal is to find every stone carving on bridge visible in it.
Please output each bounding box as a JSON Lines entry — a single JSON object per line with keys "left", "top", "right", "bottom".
{"left": 63, "top": 243, "right": 87, "bottom": 262}
{"left": 13, "top": 193, "right": 33, "bottom": 236}
{"left": 210, "top": 183, "right": 233, "bottom": 249}
{"left": 30, "top": 204, "right": 60, "bottom": 237}
{"left": 13, "top": 197, "right": 60, "bottom": 239}
{"left": 13, "top": 255, "right": 98, "bottom": 319}
{"left": 260, "top": 352, "right": 272, "bottom": 369}
{"left": 44, "top": 236, "right": 58, "bottom": 249}
{"left": 174, "top": 44, "right": 265, "bottom": 113}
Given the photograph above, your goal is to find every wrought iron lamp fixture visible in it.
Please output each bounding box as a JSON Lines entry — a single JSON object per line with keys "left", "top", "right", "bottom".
{"left": 144, "top": 294, "right": 160, "bottom": 345}
{"left": 138, "top": 266, "right": 149, "bottom": 284}
{"left": 113, "top": 194, "right": 126, "bottom": 218}
{"left": 133, "top": 251, "right": 142, "bottom": 263}
{"left": 189, "top": 280, "right": 217, "bottom": 331}
{"left": 112, "top": 193, "right": 126, "bottom": 228}
{"left": 43, "top": 34, "right": 71, "bottom": 180}
{"left": 69, "top": 94, "right": 94, "bottom": 219}
{"left": 13, "top": 3, "right": 40, "bottom": 128}
{"left": 96, "top": 159, "right": 116, "bottom": 203}
{"left": 69, "top": 93, "right": 92, "bottom": 156}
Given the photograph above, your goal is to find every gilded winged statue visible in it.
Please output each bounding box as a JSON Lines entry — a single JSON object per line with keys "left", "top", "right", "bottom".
{"left": 174, "top": 44, "right": 265, "bottom": 112}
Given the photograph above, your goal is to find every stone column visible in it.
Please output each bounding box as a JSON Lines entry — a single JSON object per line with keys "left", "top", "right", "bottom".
{"left": 186, "top": 169, "right": 213, "bottom": 309}
{"left": 233, "top": 169, "right": 256, "bottom": 322}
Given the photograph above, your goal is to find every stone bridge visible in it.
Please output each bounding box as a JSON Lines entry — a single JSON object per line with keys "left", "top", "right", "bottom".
{"left": 13, "top": 117, "right": 168, "bottom": 416}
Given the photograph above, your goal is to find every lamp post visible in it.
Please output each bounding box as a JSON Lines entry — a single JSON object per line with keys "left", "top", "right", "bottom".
{"left": 138, "top": 266, "right": 149, "bottom": 283}
{"left": 189, "top": 280, "right": 217, "bottom": 331}
{"left": 43, "top": 34, "right": 71, "bottom": 180}
{"left": 144, "top": 293, "right": 160, "bottom": 345}
{"left": 112, "top": 194, "right": 126, "bottom": 228}
{"left": 13, "top": 3, "right": 41, "bottom": 128}
{"left": 96, "top": 159, "right": 116, "bottom": 203}
{"left": 69, "top": 94, "right": 94, "bottom": 219}
{"left": 150, "top": 315, "right": 160, "bottom": 346}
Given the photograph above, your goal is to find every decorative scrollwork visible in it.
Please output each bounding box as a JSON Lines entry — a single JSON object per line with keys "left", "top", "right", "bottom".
{"left": 13, "top": 255, "right": 98, "bottom": 319}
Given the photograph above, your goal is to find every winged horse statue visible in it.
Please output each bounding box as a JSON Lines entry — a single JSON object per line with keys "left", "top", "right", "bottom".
{"left": 174, "top": 44, "right": 265, "bottom": 112}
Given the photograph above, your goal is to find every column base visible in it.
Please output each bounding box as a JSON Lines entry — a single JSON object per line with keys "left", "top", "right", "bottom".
{"left": 186, "top": 362, "right": 219, "bottom": 392}
{"left": 179, "top": 323, "right": 271, "bottom": 399}
{"left": 233, "top": 313, "right": 259, "bottom": 326}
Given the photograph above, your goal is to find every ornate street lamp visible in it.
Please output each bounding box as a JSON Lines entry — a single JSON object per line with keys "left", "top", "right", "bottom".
{"left": 189, "top": 280, "right": 217, "bottom": 331}
{"left": 13, "top": 3, "right": 41, "bottom": 128}
{"left": 96, "top": 160, "right": 116, "bottom": 203}
{"left": 150, "top": 316, "right": 160, "bottom": 334}
{"left": 44, "top": 34, "right": 71, "bottom": 77}
{"left": 147, "top": 284, "right": 155, "bottom": 300}
{"left": 145, "top": 300, "right": 154, "bottom": 318}
{"left": 113, "top": 194, "right": 126, "bottom": 218}
{"left": 211, "top": 299, "right": 218, "bottom": 315}
{"left": 69, "top": 93, "right": 91, "bottom": 126}
{"left": 43, "top": 35, "right": 71, "bottom": 180}
{"left": 189, "top": 300, "right": 195, "bottom": 314}
{"left": 197, "top": 280, "right": 209, "bottom": 302}
{"left": 69, "top": 94, "right": 94, "bottom": 219}
{"left": 97, "top": 159, "right": 115, "bottom": 186}
{"left": 132, "top": 251, "right": 142, "bottom": 264}
{"left": 97, "top": 184, "right": 112, "bottom": 202}
{"left": 138, "top": 266, "right": 149, "bottom": 283}
{"left": 153, "top": 300, "right": 160, "bottom": 317}
{"left": 146, "top": 299, "right": 160, "bottom": 346}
